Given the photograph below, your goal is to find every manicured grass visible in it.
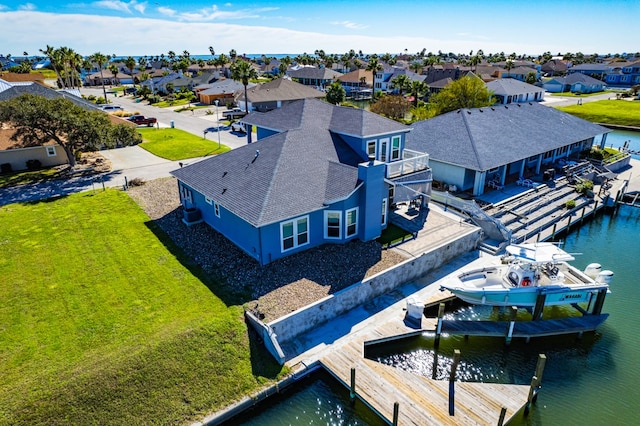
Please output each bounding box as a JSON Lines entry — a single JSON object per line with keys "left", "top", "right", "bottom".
{"left": 550, "top": 91, "right": 608, "bottom": 97}
{"left": 151, "top": 98, "right": 193, "bottom": 108}
{"left": 0, "top": 167, "right": 63, "bottom": 188}
{"left": 378, "top": 223, "right": 414, "bottom": 246}
{"left": 0, "top": 190, "right": 285, "bottom": 425}
{"left": 556, "top": 100, "right": 640, "bottom": 127}
{"left": 138, "top": 127, "right": 230, "bottom": 160}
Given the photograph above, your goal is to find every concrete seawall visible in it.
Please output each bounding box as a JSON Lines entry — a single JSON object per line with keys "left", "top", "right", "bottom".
{"left": 268, "top": 226, "right": 482, "bottom": 346}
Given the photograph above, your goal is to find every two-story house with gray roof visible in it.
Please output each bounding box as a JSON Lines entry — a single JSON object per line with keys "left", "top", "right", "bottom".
{"left": 405, "top": 102, "right": 609, "bottom": 196}
{"left": 171, "top": 98, "right": 431, "bottom": 265}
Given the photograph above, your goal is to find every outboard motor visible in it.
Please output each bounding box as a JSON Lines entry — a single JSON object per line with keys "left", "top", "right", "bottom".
{"left": 596, "top": 270, "right": 614, "bottom": 285}
{"left": 584, "top": 263, "right": 602, "bottom": 279}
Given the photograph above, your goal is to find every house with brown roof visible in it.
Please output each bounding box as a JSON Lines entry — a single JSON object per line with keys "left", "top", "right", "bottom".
{"left": 237, "top": 77, "right": 325, "bottom": 112}
{"left": 0, "top": 126, "right": 67, "bottom": 172}
{"left": 336, "top": 69, "right": 373, "bottom": 97}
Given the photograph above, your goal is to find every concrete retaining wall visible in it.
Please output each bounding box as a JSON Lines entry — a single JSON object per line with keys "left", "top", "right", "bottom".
{"left": 245, "top": 311, "right": 285, "bottom": 365}
{"left": 268, "top": 227, "right": 482, "bottom": 344}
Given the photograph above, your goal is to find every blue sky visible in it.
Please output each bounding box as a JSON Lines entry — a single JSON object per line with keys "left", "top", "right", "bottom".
{"left": 0, "top": 0, "right": 638, "bottom": 57}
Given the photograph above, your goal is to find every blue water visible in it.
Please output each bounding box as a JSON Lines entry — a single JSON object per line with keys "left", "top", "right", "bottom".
{"left": 598, "top": 129, "right": 640, "bottom": 159}
{"left": 236, "top": 130, "right": 640, "bottom": 425}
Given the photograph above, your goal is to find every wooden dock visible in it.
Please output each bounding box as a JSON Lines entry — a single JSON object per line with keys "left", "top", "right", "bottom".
{"left": 319, "top": 318, "right": 532, "bottom": 425}
{"left": 440, "top": 314, "right": 609, "bottom": 339}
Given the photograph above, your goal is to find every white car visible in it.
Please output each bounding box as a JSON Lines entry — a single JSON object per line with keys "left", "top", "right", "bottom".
{"left": 231, "top": 122, "right": 246, "bottom": 133}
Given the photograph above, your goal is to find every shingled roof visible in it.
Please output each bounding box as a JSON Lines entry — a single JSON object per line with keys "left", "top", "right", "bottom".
{"left": 406, "top": 102, "right": 609, "bottom": 171}
{"left": 241, "top": 78, "right": 325, "bottom": 103}
{"left": 173, "top": 98, "right": 409, "bottom": 226}
{"left": 0, "top": 82, "right": 100, "bottom": 110}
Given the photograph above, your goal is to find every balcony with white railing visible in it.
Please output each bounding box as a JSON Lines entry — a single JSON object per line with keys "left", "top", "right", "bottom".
{"left": 386, "top": 149, "right": 430, "bottom": 178}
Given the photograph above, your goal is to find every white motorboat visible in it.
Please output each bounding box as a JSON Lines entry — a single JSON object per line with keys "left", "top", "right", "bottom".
{"left": 440, "top": 243, "right": 613, "bottom": 307}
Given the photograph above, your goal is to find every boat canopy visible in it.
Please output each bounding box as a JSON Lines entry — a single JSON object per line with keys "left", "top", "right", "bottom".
{"left": 506, "top": 243, "right": 575, "bottom": 264}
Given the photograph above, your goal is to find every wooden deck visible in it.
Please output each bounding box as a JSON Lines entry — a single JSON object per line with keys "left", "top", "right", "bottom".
{"left": 320, "top": 317, "right": 532, "bottom": 425}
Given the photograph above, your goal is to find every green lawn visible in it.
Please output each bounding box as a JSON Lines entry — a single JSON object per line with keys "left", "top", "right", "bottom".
{"left": 0, "top": 167, "right": 63, "bottom": 189}
{"left": 550, "top": 91, "right": 609, "bottom": 97}
{"left": 0, "top": 190, "right": 284, "bottom": 425}
{"left": 138, "top": 127, "right": 230, "bottom": 160}
{"left": 556, "top": 100, "right": 640, "bottom": 127}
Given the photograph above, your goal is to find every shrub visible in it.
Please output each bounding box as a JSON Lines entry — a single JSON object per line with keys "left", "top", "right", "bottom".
{"left": 576, "top": 179, "right": 594, "bottom": 194}
{"left": 128, "top": 177, "right": 145, "bottom": 187}
{"left": 565, "top": 199, "right": 576, "bottom": 209}
{"left": 26, "top": 159, "right": 42, "bottom": 170}
{"left": 1, "top": 163, "right": 12, "bottom": 174}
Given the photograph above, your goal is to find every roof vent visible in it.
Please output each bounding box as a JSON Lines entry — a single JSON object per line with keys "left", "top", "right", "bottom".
{"left": 479, "top": 109, "right": 483, "bottom": 112}
{"left": 251, "top": 150, "right": 260, "bottom": 163}
{"left": 467, "top": 110, "right": 471, "bottom": 114}
{"left": 222, "top": 171, "right": 227, "bottom": 178}
{"left": 517, "top": 103, "right": 521, "bottom": 107}
{"left": 504, "top": 105, "right": 508, "bottom": 109}
{"left": 491, "top": 107, "right": 495, "bottom": 111}
{"left": 222, "top": 188, "right": 227, "bottom": 194}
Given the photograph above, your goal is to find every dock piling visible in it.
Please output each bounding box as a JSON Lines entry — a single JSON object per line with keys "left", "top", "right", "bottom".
{"left": 505, "top": 306, "right": 518, "bottom": 345}
{"left": 435, "top": 303, "right": 445, "bottom": 348}
{"left": 350, "top": 367, "right": 356, "bottom": 402}
{"left": 497, "top": 407, "right": 507, "bottom": 426}
{"left": 532, "top": 294, "right": 546, "bottom": 321}
{"left": 392, "top": 402, "right": 400, "bottom": 426}
{"left": 449, "top": 349, "right": 460, "bottom": 416}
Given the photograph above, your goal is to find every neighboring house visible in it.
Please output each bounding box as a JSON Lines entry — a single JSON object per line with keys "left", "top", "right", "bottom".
{"left": 567, "top": 63, "right": 610, "bottom": 80}
{"left": 486, "top": 78, "right": 545, "bottom": 104}
{"left": 604, "top": 60, "right": 640, "bottom": 87}
{"left": 237, "top": 77, "right": 325, "bottom": 112}
{"left": 422, "top": 64, "right": 470, "bottom": 84}
{"left": 378, "top": 68, "right": 424, "bottom": 94}
{"left": 0, "top": 72, "right": 46, "bottom": 85}
{"left": 195, "top": 78, "right": 246, "bottom": 105}
{"left": 288, "top": 66, "right": 343, "bottom": 90}
{"left": 171, "top": 98, "right": 432, "bottom": 265}
{"left": 171, "top": 71, "right": 217, "bottom": 92}
{"left": 498, "top": 66, "right": 539, "bottom": 82}
{"left": 542, "top": 73, "right": 606, "bottom": 93}
{"left": 427, "top": 77, "right": 453, "bottom": 96}
{"left": 405, "top": 102, "right": 609, "bottom": 196}
{"left": 0, "top": 79, "right": 101, "bottom": 110}
{"left": 84, "top": 70, "right": 131, "bottom": 87}
{"left": 541, "top": 59, "right": 568, "bottom": 76}
{"left": 337, "top": 69, "right": 373, "bottom": 97}
{"left": 0, "top": 127, "right": 67, "bottom": 172}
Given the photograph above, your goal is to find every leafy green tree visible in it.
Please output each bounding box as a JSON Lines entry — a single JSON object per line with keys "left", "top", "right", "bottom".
{"left": 428, "top": 75, "right": 494, "bottom": 116}
{"left": 369, "top": 95, "right": 411, "bottom": 121}
{"left": 107, "top": 63, "right": 119, "bottom": 85}
{"left": 525, "top": 71, "right": 537, "bottom": 84}
{"left": 325, "top": 81, "right": 346, "bottom": 105}
{"left": 0, "top": 94, "right": 141, "bottom": 166}
{"left": 230, "top": 59, "right": 258, "bottom": 114}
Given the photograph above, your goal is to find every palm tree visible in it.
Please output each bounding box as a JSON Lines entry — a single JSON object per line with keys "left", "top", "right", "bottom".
{"left": 366, "top": 55, "right": 383, "bottom": 99}
{"left": 108, "top": 63, "right": 119, "bottom": 85}
{"left": 39, "top": 45, "right": 64, "bottom": 89}
{"left": 230, "top": 59, "right": 258, "bottom": 114}
{"left": 390, "top": 74, "right": 410, "bottom": 96}
{"left": 90, "top": 52, "right": 109, "bottom": 101}
{"left": 408, "top": 80, "right": 428, "bottom": 107}
{"left": 409, "top": 61, "right": 423, "bottom": 75}
{"left": 124, "top": 56, "right": 137, "bottom": 93}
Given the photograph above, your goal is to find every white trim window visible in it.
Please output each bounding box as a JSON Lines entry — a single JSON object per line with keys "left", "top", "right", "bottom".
{"left": 214, "top": 201, "right": 220, "bottom": 218}
{"left": 46, "top": 146, "right": 56, "bottom": 157}
{"left": 345, "top": 208, "right": 358, "bottom": 237}
{"left": 281, "top": 216, "right": 309, "bottom": 252}
{"left": 205, "top": 196, "right": 213, "bottom": 205}
{"left": 391, "top": 136, "right": 401, "bottom": 161}
{"left": 367, "top": 140, "right": 377, "bottom": 158}
{"left": 381, "top": 198, "right": 388, "bottom": 226}
{"left": 324, "top": 211, "right": 341, "bottom": 239}
{"left": 379, "top": 138, "right": 389, "bottom": 162}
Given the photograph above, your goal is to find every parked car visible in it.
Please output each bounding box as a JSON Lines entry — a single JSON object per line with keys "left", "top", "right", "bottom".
{"left": 222, "top": 108, "right": 247, "bottom": 119}
{"left": 127, "top": 115, "right": 157, "bottom": 126}
{"left": 231, "top": 122, "right": 246, "bottom": 133}
{"left": 100, "top": 104, "right": 124, "bottom": 112}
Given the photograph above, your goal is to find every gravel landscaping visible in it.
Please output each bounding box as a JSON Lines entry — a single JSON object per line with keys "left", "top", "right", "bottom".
{"left": 127, "top": 177, "right": 408, "bottom": 322}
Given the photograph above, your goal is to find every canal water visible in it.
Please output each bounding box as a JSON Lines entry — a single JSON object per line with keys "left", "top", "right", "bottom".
{"left": 233, "top": 130, "right": 640, "bottom": 425}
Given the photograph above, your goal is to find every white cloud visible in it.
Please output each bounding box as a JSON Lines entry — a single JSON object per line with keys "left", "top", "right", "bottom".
{"left": 92, "top": 0, "right": 146, "bottom": 14}
{"left": 330, "top": 20, "right": 368, "bottom": 30}
{"left": 18, "top": 3, "right": 36, "bottom": 10}
{"left": 176, "top": 5, "right": 279, "bottom": 22}
{"left": 157, "top": 6, "right": 175, "bottom": 17}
